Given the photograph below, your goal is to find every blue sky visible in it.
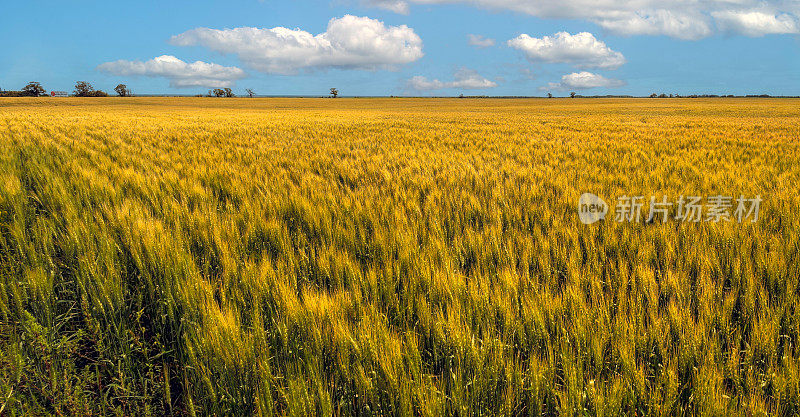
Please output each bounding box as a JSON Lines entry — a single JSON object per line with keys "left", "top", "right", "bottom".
{"left": 1, "top": 0, "right": 799, "bottom": 96}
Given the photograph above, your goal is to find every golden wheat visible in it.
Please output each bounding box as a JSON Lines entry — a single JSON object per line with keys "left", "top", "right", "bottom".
{"left": 0, "top": 97, "right": 799, "bottom": 416}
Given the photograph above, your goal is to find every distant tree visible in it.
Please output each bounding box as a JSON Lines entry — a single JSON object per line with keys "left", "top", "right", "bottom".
{"left": 92, "top": 90, "right": 109, "bottom": 97}
{"left": 658, "top": 93, "right": 668, "bottom": 98}
{"left": 22, "top": 81, "right": 46, "bottom": 97}
{"left": 650, "top": 93, "right": 658, "bottom": 98}
{"left": 210, "top": 88, "right": 225, "bottom": 97}
{"left": 246, "top": 88, "right": 255, "bottom": 98}
{"left": 570, "top": 91, "right": 576, "bottom": 98}
{"left": 547, "top": 92, "right": 553, "bottom": 99}
{"left": 74, "top": 81, "right": 96, "bottom": 97}
{"left": 114, "top": 84, "right": 131, "bottom": 97}
{"left": 330, "top": 88, "right": 339, "bottom": 98}
{"left": 223, "top": 88, "right": 234, "bottom": 98}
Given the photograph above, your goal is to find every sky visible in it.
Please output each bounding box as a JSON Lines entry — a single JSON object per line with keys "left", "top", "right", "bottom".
{"left": 1, "top": 0, "right": 799, "bottom": 96}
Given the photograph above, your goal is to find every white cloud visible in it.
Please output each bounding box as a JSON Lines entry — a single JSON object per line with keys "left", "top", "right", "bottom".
{"left": 408, "top": 68, "right": 498, "bottom": 90}
{"left": 712, "top": 10, "right": 799, "bottom": 36}
{"left": 542, "top": 71, "right": 626, "bottom": 91}
{"left": 593, "top": 10, "right": 712, "bottom": 40}
{"left": 508, "top": 32, "right": 626, "bottom": 69}
{"left": 365, "top": 0, "right": 800, "bottom": 39}
{"left": 364, "top": 0, "right": 410, "bottom": 14}
{"left": 97, "top": 55, "right": 246, "bottom": 88}
{"left": 170, "top": 15, "right": 423, "bottom": 74}
{"left": 468, "top": 34, "right": 496, "bottom": 48}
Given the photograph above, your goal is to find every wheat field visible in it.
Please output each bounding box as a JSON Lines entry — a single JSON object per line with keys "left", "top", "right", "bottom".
{"left": 1, "top": 97, "right": 799, "bottom": 416}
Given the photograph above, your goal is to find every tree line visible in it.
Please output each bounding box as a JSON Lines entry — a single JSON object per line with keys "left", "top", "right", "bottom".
{"left": 4, "top": 83, "right": 773, "bottom": 99}
{"left": 0, "top": 81, "right": 135, "bottom": 97}
{"left": 0, "top": 82, "right": 263, "bottom": 98}
{"left": 0, "top": 82, "right": 47, "bottom": 97}
{"left": 0, "top": 83, "right": 341, "bottom": 98}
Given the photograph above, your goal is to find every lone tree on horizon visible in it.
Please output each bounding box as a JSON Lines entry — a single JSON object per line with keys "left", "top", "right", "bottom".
{"left": 330, "top": 88, "right": 339, "bottom": 98}
{"left": 22, "top": 81, "right": 46, "bottom": 97}
{"left": 74, "top": 81, "right": 93, "bottom": 97}
{"left": 570, "top": 91, "right": 576, "bottom": 98}
{"left": 74, "top": 81, "right": 108, "bottom": 97}
{"left": 73, "top": 81, "right": 108, "bottom": 97}
{"left": 209, "top": 88, "right": 235, "bottom": 98}
{"left": 246, "top": 88, "right": 255, "bottom": 98}
{"left": 114, "top": 84, "right": 131, "bottom": 97}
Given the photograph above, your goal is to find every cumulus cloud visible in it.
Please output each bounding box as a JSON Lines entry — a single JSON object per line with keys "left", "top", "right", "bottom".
{"left": 542, "top": 71, "right": 626, "bottom": 91}
{"left": 97, "top": 55, "right": 246, "bottom": 88}
{"left": 508, "top": 32, "right": 626, "bottom": 69}
{"left": 408, "top": 68, "right": 498, "bottom": 90}
{"left": 170, "top": 15, "right": 423, "bottom": 74}
{"left": 468, "top": 34, "right": 496, "bottom": 48}
{"left": 713, "top": 10, "right": 799, "bottom": 36}
{"left": 365, "top": 0, "right": 800, "bottom": 39}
